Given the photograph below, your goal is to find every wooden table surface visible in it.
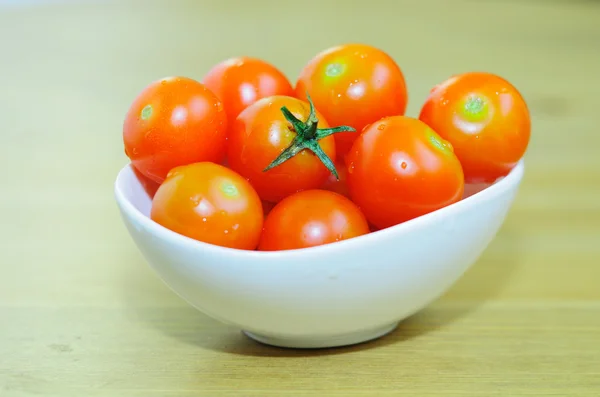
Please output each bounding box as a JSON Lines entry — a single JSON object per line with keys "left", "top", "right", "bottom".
{"left": 1, "top": 0, "right": 599, "bottom": 395}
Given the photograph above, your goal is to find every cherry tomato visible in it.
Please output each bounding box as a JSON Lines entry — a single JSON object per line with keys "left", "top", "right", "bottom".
{"left": 346, "top": 116, "right": 465, "bottom": 229}
{"left": 150, "top": 162, "right": 263, "bottom": 250}
{"left": 320, "top": 159, "right": 350, "bottom": 198}
{"left": 227, "top": 95, "right": 354, "bottom": 203}
{"left": 202, "top": 56, "right": 294, "bottom": 127}
{"left": 419, "top": 72, "right": 531, "bottom": 183}
{"left": 258, "top": 189, "right": 370, "bottom": 251}
{"left": 123, "top": 76, "right": 227, "bottom": 184}
{"left": 295, "top": 43, "right": 408, "bottom": 160}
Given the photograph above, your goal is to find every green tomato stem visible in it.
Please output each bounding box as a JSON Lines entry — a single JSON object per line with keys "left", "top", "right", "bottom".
{"left": 262, "top": 93, "right": 355, "bottom": 180}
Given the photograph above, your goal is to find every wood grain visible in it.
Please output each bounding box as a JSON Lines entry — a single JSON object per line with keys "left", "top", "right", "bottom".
{"left": 1, "top": 0, "right": 599, "bottom": 395}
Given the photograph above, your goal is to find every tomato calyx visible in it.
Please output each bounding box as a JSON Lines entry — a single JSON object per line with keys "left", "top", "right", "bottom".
{"left": 263, "top": 94, "right": 355, "bottom": 180}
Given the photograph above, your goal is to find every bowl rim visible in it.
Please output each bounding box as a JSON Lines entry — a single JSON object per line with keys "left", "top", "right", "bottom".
{"left": 114, "top": 159, "right": 525, "bottom": 259}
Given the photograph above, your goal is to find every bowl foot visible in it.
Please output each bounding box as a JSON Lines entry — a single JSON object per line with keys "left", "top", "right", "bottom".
{"left": 242, "top": 322, "right": 399, "bottom": 349}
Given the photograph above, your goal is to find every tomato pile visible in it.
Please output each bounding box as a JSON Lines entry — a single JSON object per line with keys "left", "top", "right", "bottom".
{"left": 122, "top": 43, "right": 531, "bottom": 251}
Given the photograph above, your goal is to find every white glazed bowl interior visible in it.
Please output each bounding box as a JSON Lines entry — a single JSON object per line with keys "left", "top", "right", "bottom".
{"left": 115, "top": 160, "right": 524, "bottom": 348}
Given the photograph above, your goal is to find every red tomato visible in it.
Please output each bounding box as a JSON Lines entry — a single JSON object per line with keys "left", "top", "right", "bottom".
{"left": 419, "top": 72, "right": 531, "bottom": 183}
{"left": 123, "top": 76, "right": 227, "bottom": 184}
{"left": 150, "top": 162, "right": 263, "bottom": 250}
{"left": 227, "top": 95, "right": 354, "bottom": 203}
{"left": 295, "top": 43, "right": 408, "bottom": 160}
{"left": 258, "top": 189, "right": 370, "bottom": 251}
{"left": 321, "top": 159, "right": 350, "bottom": 198}
{"left": 346, "top": 116, "right": 465, "bottom": 229}
{"left": 202, "top": 56, "right": 294, "bottom": 126}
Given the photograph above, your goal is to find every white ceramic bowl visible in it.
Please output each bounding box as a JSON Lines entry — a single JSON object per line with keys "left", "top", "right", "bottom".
{"left": 114, "top": 160, "right": 524, "bottom": 349}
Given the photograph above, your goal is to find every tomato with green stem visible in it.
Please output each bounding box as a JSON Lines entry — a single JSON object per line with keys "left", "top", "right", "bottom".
{"left": 295, "top": 43, "right": 408, "bottom": 160}
{"left": 150, "top": 162, "right": 263, "bottom": 250}
{"left": 258, "top": 189, "right": 370, "bottom": 251}
{"left": 321, "top": 159, "right": 350, "bottom": 198}
{"left": 123, "top": 76, "right": 227, "bottom": 184}
{"left": 202, "top": 56, "right": 294, "bottom": 127}
{"left": 419, "top": 72, "right": 531, "bottom": 183}
{"left": 227, "top": 95, "right": 354, "bottom": 203}
{"left": 346, "top": 116, "right": 465, "bottom": 229}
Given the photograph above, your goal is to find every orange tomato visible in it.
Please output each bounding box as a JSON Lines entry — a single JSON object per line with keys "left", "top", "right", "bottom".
{"left": 295, "top": 43, "right": 408, "bottom": 160}
{"left": 258, "top": 189, "right": 370, "bottom": 251}
{"left": 202, "top": 56, "right": 294, "bottom": 126}
{"left": 151, "top": 162, "right": 263, "bottom": 250}
{"left": 419, "top": 72, "right": 531, "bottom": 183}
{"left": 227, "top": 95, "right": 353, "bottom": 203}
{"left": 123, "top": 76, "right": 227, "bottom": 184}
{"left": 346, "top": 116, "right": 465, "bottom": 229}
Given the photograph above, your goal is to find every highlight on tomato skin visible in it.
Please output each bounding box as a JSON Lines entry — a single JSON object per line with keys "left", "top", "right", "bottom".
{"left": 258, "top": 189, "right": 370, "bottom": 251}
{"left": 295, "top": 43, "right": 408, "bottom": 161}
{"left": 419, "top": 71, "right": 531, "bottom": 183}
{"left": 123, "top": 76, "right": 228, "bottom": 185}
{"left": 202, "top": 56, "right": 294, "bottom": 127}
{"left": 346, "top": 116, "right": 465, "bottom": 230}
{"left": 150, "top": 162, "right": 264, "bottom": 251}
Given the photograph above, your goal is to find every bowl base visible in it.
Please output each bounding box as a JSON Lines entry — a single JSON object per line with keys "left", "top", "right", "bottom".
{"left": 242, "top": 322, "right": 399, "bottom": 349}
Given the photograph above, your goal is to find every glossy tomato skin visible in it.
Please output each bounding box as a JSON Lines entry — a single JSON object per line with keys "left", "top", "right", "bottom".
{"left": 258, "top": 189, "right": 370, "bottom": 251}
{"left": 123, "top": 77, "right": 227, "bottom": 184}
{"left": 320, "top": 159, "right": 350, "bottom": 198}
{"left": 227, "top": 95, "right": 336, "bottom": 203}
{"left": 295, "top": 43, "right": 408, "bottom": 160}
{"left": 419, "top": 72, "right": 531, "bottom": 183}
{"left": 150, "top": 162, "right": 263, "bottom": 250}
{"left": 346, "top": 116, "right": 465, "bottom": 230}
{"left": 202, "top": 57, "right": 294, "bottom": 126}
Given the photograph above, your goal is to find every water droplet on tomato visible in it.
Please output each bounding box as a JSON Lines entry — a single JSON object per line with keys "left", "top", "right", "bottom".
{"left": 377, "top": 124, "right": 386, "bottom": 130}
{"left": 337, "top": 94, "right": 342, "bottom": 98}
{"left": 224, "top": 230, "right": 229, "bottom": 234}
{"left": 401, "top": 162, "right": 407, "bottom": 169}
{"left": 232, "top": 224, "right": 239, "bottom": 230}
{"left": 348, "top": 162, "right": 355, "bottom": 174}
{"left": 132, "top": 148, "right": 139, "bottom": 155}
{"left": 202, "top": 217, "right": 207, "bottom": 222}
